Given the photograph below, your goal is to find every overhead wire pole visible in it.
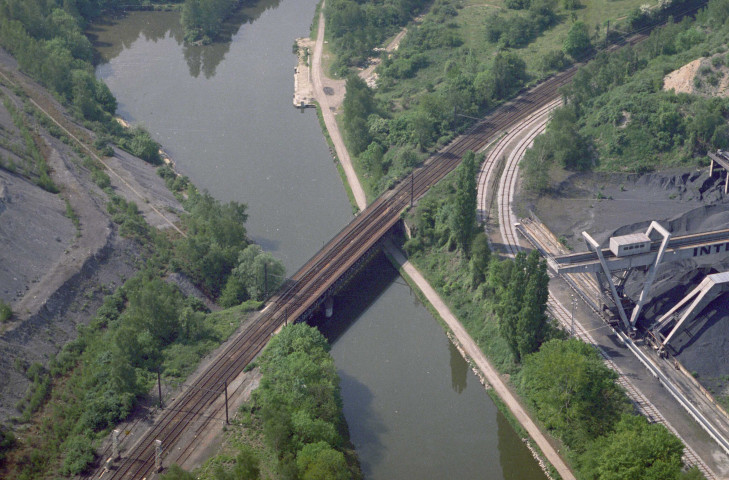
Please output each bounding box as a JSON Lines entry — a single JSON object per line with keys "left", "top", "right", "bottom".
{"left": 410, "top": 172, "right": 414, "bottom": 208}
{"left": 224, "top": 381, "right": 229, "bottom": 425}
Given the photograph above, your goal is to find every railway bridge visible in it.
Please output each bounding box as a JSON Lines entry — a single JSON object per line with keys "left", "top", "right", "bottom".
{"left": 96, "top": 63, "right": 580, "bottom": 480}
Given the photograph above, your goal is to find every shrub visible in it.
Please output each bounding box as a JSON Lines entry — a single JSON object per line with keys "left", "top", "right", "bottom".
{"left": 0, "top": 300, "right": 12, "bottom": 322}
{"left": 60, "top": 434, "right": 95, "bottom": 476}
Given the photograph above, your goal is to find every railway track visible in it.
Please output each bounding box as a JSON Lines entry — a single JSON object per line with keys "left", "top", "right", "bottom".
{"left": 89, "top": 54, "right": 580, "bottom": 480}
{"left": 487, "top": 101, "right": 719, "bottom": 479}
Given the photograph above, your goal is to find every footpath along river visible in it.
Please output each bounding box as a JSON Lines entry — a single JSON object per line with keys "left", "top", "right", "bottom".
{"left": 92, "top": 2, "right": 546, "bottom": 478}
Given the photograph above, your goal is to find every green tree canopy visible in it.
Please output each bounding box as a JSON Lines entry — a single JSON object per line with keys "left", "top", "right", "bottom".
{"left": 563, "top": 21, "right": 593, "bottom": 59}
{"left": 578, "top": 414, "right": 685, "bottom": 480}
{"left": 450, "top": 150, "right": 478, "bottom": 254}
{"left": 489, "top": 250, "right": 551, "bottom": 361}
{"left": 296, "top": 441, "right": 350, "bottom": 480}
{"left": 519, "top": 338, "right": 629, "bottom": 448}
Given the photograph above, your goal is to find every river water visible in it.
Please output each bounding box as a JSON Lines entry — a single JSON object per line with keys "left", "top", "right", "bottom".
{"left": 92, "top": 3, "right": 546, "bottom": 479}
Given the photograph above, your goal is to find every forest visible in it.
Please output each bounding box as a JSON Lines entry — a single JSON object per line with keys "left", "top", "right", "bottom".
{"left": 327, "top": 0, "right": 722, "bottom": 201}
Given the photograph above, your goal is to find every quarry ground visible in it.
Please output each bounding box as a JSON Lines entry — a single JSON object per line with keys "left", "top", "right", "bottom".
{"left": 0, "top": 48, "right": 183, "bottom": 423}
{"left": 515, "top": 166, "right": 729, "bottom": 403}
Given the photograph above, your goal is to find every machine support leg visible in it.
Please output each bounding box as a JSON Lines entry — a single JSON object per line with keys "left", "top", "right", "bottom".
{"left": 155, "top": 439, "right": 163, "bottom": 472}
{"left": 629, "top": 221, "right": 671, "bottom": 328}
{"left": 583, "top": 231, "right": 631, "bottom": 330}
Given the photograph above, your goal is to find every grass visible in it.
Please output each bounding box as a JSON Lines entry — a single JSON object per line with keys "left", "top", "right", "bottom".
{"left": 195, "top": 401, "right": 278, "bottom": 480}
{"left": 313, "top": 101, "right": 360, "bottom": 212}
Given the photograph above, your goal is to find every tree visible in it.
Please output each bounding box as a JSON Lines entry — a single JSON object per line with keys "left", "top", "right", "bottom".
{"left": 124, "top": 278, "right": 183, "bottom": 347}
{"left": 489, "top": 250, "right": 550, "bottom": 361}
{"left": 160, "top": 464, "right": 196, "bottom": 480}
{"left": 515, "top": 251, "right": 550, "bottom": 358}
{"left": 343, "top": 75, "right": 375, "bottom": 155}
{"left": 563, "top": 21, "right": 592, "bottom": 59}
{"left": 450, "top": 150, "right": 477, "bottom": 254}
{"left": 578, "top": 414, "right": 685, "bottom": 480}
{"left": 519, "top": 339, "right": 628, "bottom": 447}
{"left": 229, "top": 244, "right": 286, "bottom": 301}
{"left": 296, "top": 442, "right": 350, "bottom": 480}
{"left": 176, "top": 191, "right": 249, "bottom": 296}
{"left": 469, "top": 231, "right": 491, "bottom": 287}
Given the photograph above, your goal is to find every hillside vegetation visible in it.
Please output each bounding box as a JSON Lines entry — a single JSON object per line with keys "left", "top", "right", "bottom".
{"left": 326, "top": 0, "right": 705, "bottom": 199}
{"left": 523, "top": 0, "right": 729, "bottom": 191}
{"left": 0, "top": 1, "right": 339, "bottom": 479}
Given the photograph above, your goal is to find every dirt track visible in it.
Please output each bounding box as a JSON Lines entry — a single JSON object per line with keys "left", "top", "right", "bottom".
{"left": 310, "top": 3, "right": 367, "bottom": 211}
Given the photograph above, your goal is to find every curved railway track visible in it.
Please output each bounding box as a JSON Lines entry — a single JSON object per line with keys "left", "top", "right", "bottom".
{"left": 90, "top": 55, "right": 580, "bottom": 480}
{"left": 488, "top": 96, "right": 718, "bottom": 479}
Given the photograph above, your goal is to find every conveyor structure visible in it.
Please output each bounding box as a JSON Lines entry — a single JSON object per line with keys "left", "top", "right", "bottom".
{"left": 554, "top": 223, "right": 729, "bottom": 330}
{"left": 652, "top": 271, "right": 729, "bottom": 352}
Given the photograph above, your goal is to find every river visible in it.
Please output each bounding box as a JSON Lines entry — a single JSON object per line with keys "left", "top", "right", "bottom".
{"left": 92, "top": 3, "right": 546, "bottom": 479}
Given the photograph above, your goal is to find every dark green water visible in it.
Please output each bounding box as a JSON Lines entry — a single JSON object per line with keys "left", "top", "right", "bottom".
{"left": 93, "top": 4, "right": 546, "bottom": 479}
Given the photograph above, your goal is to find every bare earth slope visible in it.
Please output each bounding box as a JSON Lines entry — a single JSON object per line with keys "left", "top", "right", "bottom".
{"left": 0, "top": 48, "right": 183, "bottom": 422}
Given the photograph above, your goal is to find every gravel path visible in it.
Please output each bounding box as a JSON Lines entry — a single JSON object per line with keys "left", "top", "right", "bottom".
{"left": 310, "top": 3, "right": 367, "bottom": 211}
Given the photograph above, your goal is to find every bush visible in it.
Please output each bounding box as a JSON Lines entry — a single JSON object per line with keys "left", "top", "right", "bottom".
{"left": 0, "top": 300, "right": 12, "bottom": 322}
{"left": 126, "top": 127, "right": 161, "bottom": 165}
{"left": 60, "top": 434, "right": 95, "bottom": 476}
{"left": 0, "top": 425, "right": 14, "bottom": 465}
{"left": 563, "top": 21, "right": 592, "bottom": 59}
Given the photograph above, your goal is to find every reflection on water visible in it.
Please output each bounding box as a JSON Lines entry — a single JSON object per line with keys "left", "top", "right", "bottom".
{"left": 449, "top": 340, "right": 468, "bottom": 394}
{"left": 315, "top": 254, "right": 547, "bottom": 480}
{"left": 92, "top": 1, "right": 353, "bottom": 272}
{"left": 92, "top": 0, "right": 283, "bottom": 79}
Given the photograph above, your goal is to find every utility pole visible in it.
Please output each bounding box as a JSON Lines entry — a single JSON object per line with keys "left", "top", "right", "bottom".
{"left": 157, "top": 370, "right": 163, "bottom": 408}
{"left": 224, "top": 381, "right": 229, "bottom": 425}
{"left": 155, "top": 440, "right": 163, "bottom": 472}
{"left": 112, "top": 429, "right": 120, "bottom": 461}
{"left": 410, "top": 172, "right": 414, "bottom": 208}
{"left": 264, "top": 262, "right": 268, "bottom": 299}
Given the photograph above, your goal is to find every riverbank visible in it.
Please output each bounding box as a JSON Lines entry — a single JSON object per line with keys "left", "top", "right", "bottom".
{"left": 383, "top": 239, "right": 574, "bottom": 480}
{"left": 0, "top": 47, "right": 186, "bottom": 422}
{"left": 309, "top": 4, "right": 367, "bottom": 211}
